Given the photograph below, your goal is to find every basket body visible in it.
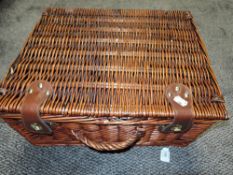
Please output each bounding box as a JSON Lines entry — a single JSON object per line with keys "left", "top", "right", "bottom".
{"left": 5, "top": 119, "right": 216, "bottom": 148}
{"left": 0, "top": 8, "right": 227, "bottom": 151}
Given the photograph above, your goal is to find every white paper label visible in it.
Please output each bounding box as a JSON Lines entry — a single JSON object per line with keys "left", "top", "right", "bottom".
{"left": 173, "top": 95, "right": 188, "bottom": 107}
{"left": 160, "top": 148, "right": 170, "bottom": 163}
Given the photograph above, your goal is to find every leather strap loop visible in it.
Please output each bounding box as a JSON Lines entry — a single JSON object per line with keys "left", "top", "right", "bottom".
{"left": 20, "top": 81, "right": 53, "bottom": 134}
{"left": 159, "top": 84, "right": 194, "bottom": 133}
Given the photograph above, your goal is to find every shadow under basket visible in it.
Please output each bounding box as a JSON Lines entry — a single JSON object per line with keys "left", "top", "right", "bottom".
{"left": 0, "top": 8, "right": 228, "bottom": 151}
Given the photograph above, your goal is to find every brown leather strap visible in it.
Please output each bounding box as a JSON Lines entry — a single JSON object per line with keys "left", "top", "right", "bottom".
{"left": 159, "top": 84, "right": 194, "bottom": 133}
{"left": 20, "top": 81, "right": 53, "bottom": 134}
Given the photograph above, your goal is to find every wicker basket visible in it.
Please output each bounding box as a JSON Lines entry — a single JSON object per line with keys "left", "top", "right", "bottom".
{"left": 0, "top": 8, "right": 227, "bottom": 151}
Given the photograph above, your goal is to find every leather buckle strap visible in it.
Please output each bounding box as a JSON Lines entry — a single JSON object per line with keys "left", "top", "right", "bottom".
{"left": 20, "top": 81, "right": 53, "bottom": 134}
{"left": 159, "top": 84, "right": 194, "bottom": 133}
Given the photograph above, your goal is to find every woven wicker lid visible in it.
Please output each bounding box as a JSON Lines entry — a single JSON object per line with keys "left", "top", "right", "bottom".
{"left": 0, "top": 8, "right": 227, "bottom": 120}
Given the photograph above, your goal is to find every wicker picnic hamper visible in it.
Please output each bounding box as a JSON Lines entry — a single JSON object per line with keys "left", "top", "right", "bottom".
{"left": 0, "top": 8, "right": 228, "bottom": 151}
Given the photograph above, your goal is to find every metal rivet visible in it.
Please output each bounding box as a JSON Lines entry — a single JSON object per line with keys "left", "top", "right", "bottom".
{"left": 10, "top": 67, "right": 14, "bottom": 75}
{"left": 38, "top": 83, "right": 43, "bottom": 89}
{"left": 30, "top": 123, "right": 42, "bottom": 131}
{"left": 167, "top": 92, "right": 171, "bottom": 97}
{"left": 184, "top": 92, "right": 189, "bottom": 98}
{"left": 28, "top": 88, "right": 33, "bottom": 94}
{"left": 47, "top": 121, "right": 56, "bottom": 127}
{"left": 175, "top": 86, "right": 180, "bottom": 92}
{"left": 172, "top": 124, "right": 182, "bottom": 132}
{"left": 46, "top": 90, "right": 50, "bottom": 96}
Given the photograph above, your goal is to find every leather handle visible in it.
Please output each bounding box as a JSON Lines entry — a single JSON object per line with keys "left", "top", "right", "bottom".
{"left": 71, "top": 127, "right": 145, "bottom": 151}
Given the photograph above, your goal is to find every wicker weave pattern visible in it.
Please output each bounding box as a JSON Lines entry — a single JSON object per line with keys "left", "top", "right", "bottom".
{"left": 0, "top": 8, "right": 226, "bottom": 120}
{"left": 5, "top": 118, "right": 216, "bottom": 147}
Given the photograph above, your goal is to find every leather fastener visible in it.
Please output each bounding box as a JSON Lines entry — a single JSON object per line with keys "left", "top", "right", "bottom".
{"left": 159, "top": 84, "right": 194, "bottom": 133}
{"left": 20, "top": 81, "right": 53, "bottom": 134}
